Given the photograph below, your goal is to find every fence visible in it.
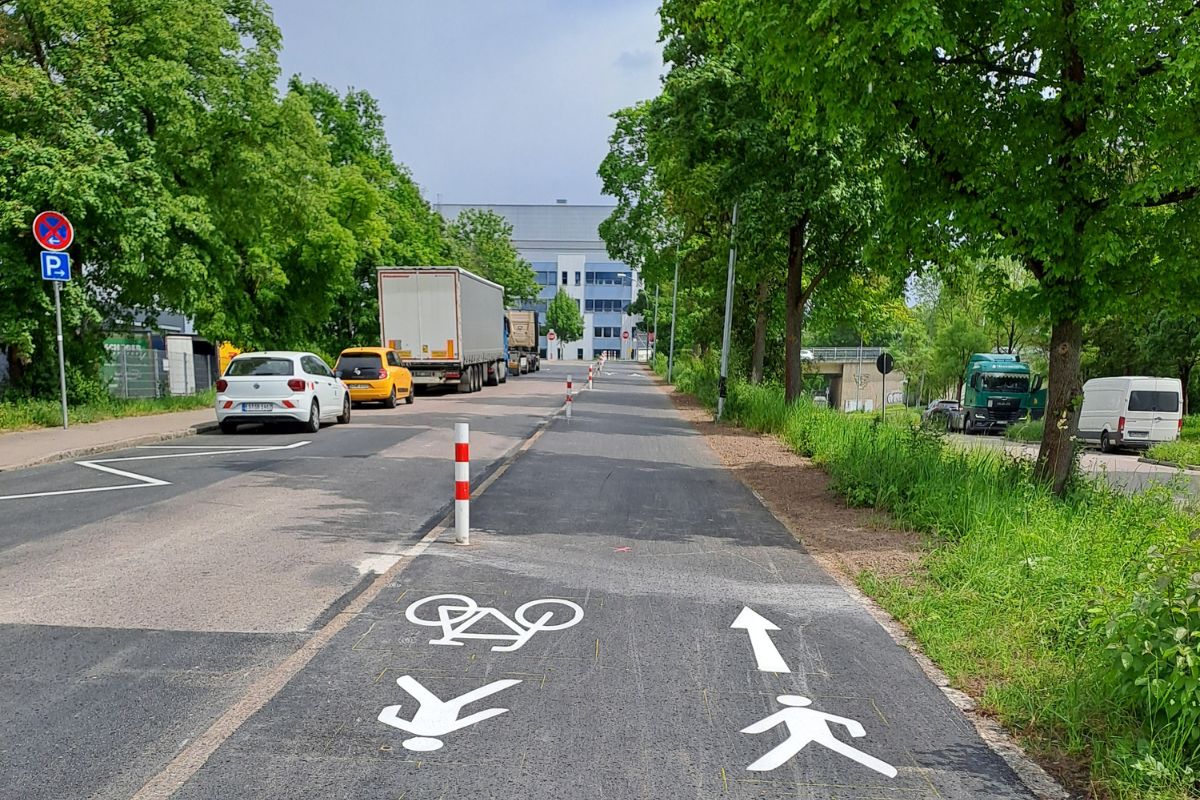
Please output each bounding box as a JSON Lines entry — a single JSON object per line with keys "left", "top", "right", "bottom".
{"left": 102, "top": 345, "right": 216, "bottom": 399}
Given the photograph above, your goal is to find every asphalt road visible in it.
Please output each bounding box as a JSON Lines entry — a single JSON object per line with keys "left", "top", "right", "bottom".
{"left": 1, "top": 363, "right": 1043, "bottom": 799}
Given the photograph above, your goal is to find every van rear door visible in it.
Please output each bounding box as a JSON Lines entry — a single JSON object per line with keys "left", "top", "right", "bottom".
{"left": 1125, "top": 379, "right": 1182, "bottom": 444}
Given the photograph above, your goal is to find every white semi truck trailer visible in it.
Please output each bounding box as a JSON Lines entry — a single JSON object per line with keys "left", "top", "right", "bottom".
{"left": 377, "top": 267, "right": 507, "bottom": 393}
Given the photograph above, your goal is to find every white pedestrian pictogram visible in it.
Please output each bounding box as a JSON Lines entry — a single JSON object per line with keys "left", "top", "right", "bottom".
{"left": 378, "top": 675, "right": 521, "bottom": 752}
{"left": 741, "top": 695, "right": 897, "bottom": 777}
{"left": 405, "top": 593, "right": 584, "bottom": 652}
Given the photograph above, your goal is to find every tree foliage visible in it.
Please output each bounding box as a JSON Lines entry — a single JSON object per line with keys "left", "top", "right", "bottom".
{"left": 447, "top": 209, "right": 538, "bottom": 306}
{"left": 0, "top": 1, "right": 518, "bottom": 398}
{"left": 715, "top": 0, "right": 1200, "bottom": 492}
{"left": 544, "top": 290, "right": 583, "bottom": 345}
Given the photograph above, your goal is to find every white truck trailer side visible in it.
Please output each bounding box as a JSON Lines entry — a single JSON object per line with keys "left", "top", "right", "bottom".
{"left": 377, "top": 267, "right": 507, "bottom": 392}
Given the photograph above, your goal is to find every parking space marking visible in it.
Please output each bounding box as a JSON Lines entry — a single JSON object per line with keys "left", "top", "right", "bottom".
{"left": 0, "top": 441, "right": 310, "bottom": 502}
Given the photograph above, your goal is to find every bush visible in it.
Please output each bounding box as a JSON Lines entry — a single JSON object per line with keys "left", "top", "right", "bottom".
{"left": 1148, "top": 441, "right": 1200, "bottom": 469}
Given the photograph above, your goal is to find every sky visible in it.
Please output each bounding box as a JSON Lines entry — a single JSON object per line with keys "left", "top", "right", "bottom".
{"left": 271, "top": 0, "right": 665, "bottom": 206}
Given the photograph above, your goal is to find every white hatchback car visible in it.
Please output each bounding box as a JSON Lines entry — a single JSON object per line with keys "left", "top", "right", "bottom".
{"left": 216, "top": 351, "right": 350, "bottom": 434}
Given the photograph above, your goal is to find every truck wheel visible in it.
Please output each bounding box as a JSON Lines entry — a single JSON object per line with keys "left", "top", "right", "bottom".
{"left": 458, "top": 370, "right": 472, "bottom": 394}
{"left": 1100, "top": 431, "right": 1112, "bottom": 453}
{"left": 485, "top": 362, "right": 498, "bottom": 387}
{"left": 964, "top": 415, "right": 975, "bottom": 435}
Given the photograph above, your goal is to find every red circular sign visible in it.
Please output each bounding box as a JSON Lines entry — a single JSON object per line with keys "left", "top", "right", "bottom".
{"left": 33, "top": 211, "right": 73, "bottom": 251}
{"left": 547, "top": 331, "right": 557, "bottom": 341}
{"left": 622, "top": 331, "right": 630, "bottom": 340}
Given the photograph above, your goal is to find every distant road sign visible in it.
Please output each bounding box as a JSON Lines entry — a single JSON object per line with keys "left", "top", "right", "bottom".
{"left": 33, "top": 211, "right": 73, "bottom": 251}
{"left": 40, "top": 251, "right": 71, "bottom": 282}
{"left": 622, "top": 331, "right": 630, "bottom": 341}
{"left": 876, "top": 353, "right": 894, "bottom": 375}
{"left": 547, "top": 330, "right": 557, "bottom": 342}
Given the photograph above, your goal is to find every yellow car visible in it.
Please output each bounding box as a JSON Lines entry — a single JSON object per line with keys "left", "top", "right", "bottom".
{"left": 333, "top": 347, "right": 414, "bottom": 408}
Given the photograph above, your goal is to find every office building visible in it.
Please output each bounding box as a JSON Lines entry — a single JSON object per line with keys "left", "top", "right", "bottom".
{"left": 438, "top": 202, "right": 640, "bottom": 360}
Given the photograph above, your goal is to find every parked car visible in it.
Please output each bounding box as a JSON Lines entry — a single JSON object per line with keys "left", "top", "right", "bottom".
{"left": 922, "top": 399, "right": 961, "bottom": 425}
{"left": 216, "top": 351, "right": 350, "bottom": 434}
{"left": 334, "top": 347, "right": 414, "bottom": 408}
{"left": 1078, "top": 376, "right": 1183, "bottom": 452}
{"left": 800, "top": 349, "right": 816, "bottom": 361}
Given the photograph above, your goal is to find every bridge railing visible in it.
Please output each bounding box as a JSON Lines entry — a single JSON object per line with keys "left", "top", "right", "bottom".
{"left": 809, "top": 347, "right": 885, "bottom": 363}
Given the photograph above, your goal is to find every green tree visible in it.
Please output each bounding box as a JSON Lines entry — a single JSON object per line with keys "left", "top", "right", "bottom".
{"left": 448, "top": 209, "right": 538, "bottom": 306}
{"left": 718, "top": 0, "right": 1200, "bottom": 492}
{"left": 544, "top": 290, "right": 583, "bottom": 345}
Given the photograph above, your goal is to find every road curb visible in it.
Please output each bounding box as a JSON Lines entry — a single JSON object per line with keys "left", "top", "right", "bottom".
{"left": 1138, "top": 456, "right": 1199, "bottom": 471}
{"left": 0, "top": 421, "right": 219, "bottom": 473}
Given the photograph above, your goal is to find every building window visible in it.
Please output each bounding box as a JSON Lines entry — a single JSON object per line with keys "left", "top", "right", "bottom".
{"left": 561, "top": 271, "right": 568, "bottom": 285}
{"left": 585, "top": 271, "right": 631, "bottom": 285}
{"left": 585, "top": 300, "right": 628, "bottom": 313}
{"left": 575, "top": 271, "right": 581, "bottom": 286}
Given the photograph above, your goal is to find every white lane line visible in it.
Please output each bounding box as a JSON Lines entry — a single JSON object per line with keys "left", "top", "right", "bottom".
{"left": 0, "top": 441, "right": 310, "bottom": 502}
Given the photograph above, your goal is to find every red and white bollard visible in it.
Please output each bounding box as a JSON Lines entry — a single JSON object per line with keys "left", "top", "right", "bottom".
{"left": 588, "top": 364, "right": 593, "bottom": 390}
{"left": 566, "top": 377, "right": 573, "bottom": 419}
{"left": 454, "top": 422, "right": 470, "bottom": 544}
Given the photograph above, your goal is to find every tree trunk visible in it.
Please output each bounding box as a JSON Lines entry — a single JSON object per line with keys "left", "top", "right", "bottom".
{"left": 783, "top": 216, "right": 809, "bottom": 403}
{"left": 750, "top": 278, "right": 769, "bottom": 384}
{"left": 1034, "top": 318, "right": 1084, "bottom": 494}
{"left": 1181, "top": 362, "right": 1194, "bottom": 417}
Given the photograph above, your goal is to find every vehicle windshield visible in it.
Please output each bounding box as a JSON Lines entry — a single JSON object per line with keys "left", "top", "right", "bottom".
{"left": 225, "top": 357, "right": 293, "bottom": 377}
{"left": 1128, "top": 390, "right": 1179, "bottom": 413}
{"left": 335, "top": 354, "right": 383, "bottom": 377}
{"left": 980, "top": 373, "right": 1029, "bottom": 393}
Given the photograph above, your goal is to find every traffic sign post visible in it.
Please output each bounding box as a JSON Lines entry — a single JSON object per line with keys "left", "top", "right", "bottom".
{"left": 34, "top": 211, "right": 74, "bottom": 430}
{"left": 876, "top": 352, "right": 894, "bottom": 420}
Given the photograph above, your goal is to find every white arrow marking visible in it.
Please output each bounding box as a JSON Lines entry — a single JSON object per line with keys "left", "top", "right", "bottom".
{"left": 731, "top": 606, "right": 790, "bottom": 673}
{"left": 0, "top": 441, "right": 310, "bottom": 501}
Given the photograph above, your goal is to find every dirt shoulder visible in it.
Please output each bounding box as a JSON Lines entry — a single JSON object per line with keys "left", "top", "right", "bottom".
{"left": 666, "top": 389, "right": 926, "bottom": 585}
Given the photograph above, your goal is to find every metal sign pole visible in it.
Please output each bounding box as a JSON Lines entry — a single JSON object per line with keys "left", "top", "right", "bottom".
{"left": 652, "top": 285, "right": 659, "bottom": 357}
{"left": 53, "top": 281, "right": 68, "bottom": 429}
{"left": 717, "top": 203, "right": 739, "bottom": 421}
{"left": 667, "top": 257, "right": 680, "bottom": 382}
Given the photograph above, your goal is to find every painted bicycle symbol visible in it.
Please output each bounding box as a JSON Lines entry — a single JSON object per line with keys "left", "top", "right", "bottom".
{"left": 405, "top": 593, "right": 584, "bottom": 653}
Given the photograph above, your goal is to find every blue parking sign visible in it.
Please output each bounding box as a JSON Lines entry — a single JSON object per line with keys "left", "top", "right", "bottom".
{"left": 40, "top": 251, "right": 71, "bottom": 282}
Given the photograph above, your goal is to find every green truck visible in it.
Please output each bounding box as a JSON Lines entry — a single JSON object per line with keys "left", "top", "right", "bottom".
{"left": 947, "top": 353, "right": 1045, "bottom": 434}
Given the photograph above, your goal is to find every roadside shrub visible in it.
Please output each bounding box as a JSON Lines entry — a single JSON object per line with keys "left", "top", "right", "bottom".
{"left": 1099, "top": 540, "right": 1200, "bottom": 775}
{"left": 1149, "top": 441, "right": 1200, "bottom": 470}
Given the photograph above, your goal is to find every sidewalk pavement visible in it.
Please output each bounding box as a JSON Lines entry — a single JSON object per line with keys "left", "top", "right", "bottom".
{"left": 0, "top": 410, "right": 216, "bottom": 472}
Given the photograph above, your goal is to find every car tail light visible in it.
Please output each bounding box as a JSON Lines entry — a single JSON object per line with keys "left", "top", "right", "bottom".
{"left": 287, "top": 378, "right": 306, "bottom": 392}
{"left": 1180, "top": 418, "right": 1185, "bottom": 431}
{"left": 1118, "top": 416, "right": 1125, "bottom": 433}
{"left": 446, "top": 371, "right": 460, "bottom": 379}
{"left": 378, "top": 368, "right": 388, "bottom": 379}
{"left": 216, "top": 379, "right": 227, "bottom": 392}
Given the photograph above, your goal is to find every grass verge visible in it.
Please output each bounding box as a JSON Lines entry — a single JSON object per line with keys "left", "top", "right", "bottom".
{"left": 661, "top": 353, "right": 1200, "bottom": 800}
{"left": 1005, "top": 418, "right": 1044, "bottom": 443}
{"left": 0, "top": 391, "right": 215, "bottom": 432}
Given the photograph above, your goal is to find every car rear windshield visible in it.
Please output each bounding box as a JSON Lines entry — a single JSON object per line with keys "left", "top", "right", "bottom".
{"left": 1128, "top": 390, "right": 1179, "bottom": 413}
{"left": 335, "top": 353, "right": 383, "bottom": 376}
{"left": 225, "top": 357, "right": 294, "bottom": 376}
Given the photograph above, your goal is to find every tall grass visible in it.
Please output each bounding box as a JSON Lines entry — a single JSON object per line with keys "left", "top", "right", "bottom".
{"left": 0, "top": 391, "right": 215, "bottom": 432}
{"left": 662, "top": 354, "right": 1200, "bottom": 799}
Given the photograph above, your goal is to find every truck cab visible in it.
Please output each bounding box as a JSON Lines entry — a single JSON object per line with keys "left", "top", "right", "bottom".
{"left": 949, "top": 353, "right": 1042, "bottom": 434}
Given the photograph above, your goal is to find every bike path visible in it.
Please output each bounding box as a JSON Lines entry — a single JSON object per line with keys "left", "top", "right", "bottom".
{"left": 167, "top": 365, "right": 1039, "bottom": 799}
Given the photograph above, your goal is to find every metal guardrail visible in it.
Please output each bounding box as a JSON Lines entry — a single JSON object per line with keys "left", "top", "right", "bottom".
{"left": 809, "top": 347, "right": 885, "bottom": 362}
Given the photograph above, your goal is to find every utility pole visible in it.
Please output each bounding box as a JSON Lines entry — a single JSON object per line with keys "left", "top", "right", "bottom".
{"left": 667, "top": 256, "right": 680, "bottom": 382}
{"left": 652, "top": 285, "right": 659, "bottom": 358}
{"left": 717, "top": 203, "right": 739, "bottom": 421}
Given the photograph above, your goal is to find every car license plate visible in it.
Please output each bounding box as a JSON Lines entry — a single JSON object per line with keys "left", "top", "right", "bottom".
{"left": 1128, "top": 431, "right": 1147, "bottom": 437}
{"left": 349, "top": 383, "right": 371, "bottom": 389}
{"left": 412, "top": 370, "right": 435, "bottom": 377}
{"left": 242, "top": 402, "right": 272, "bottom": 412}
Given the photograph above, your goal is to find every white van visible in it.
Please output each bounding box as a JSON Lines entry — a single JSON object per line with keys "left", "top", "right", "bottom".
{"left": 1078, "top": 376, "right": 1183, "bottom": 452}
